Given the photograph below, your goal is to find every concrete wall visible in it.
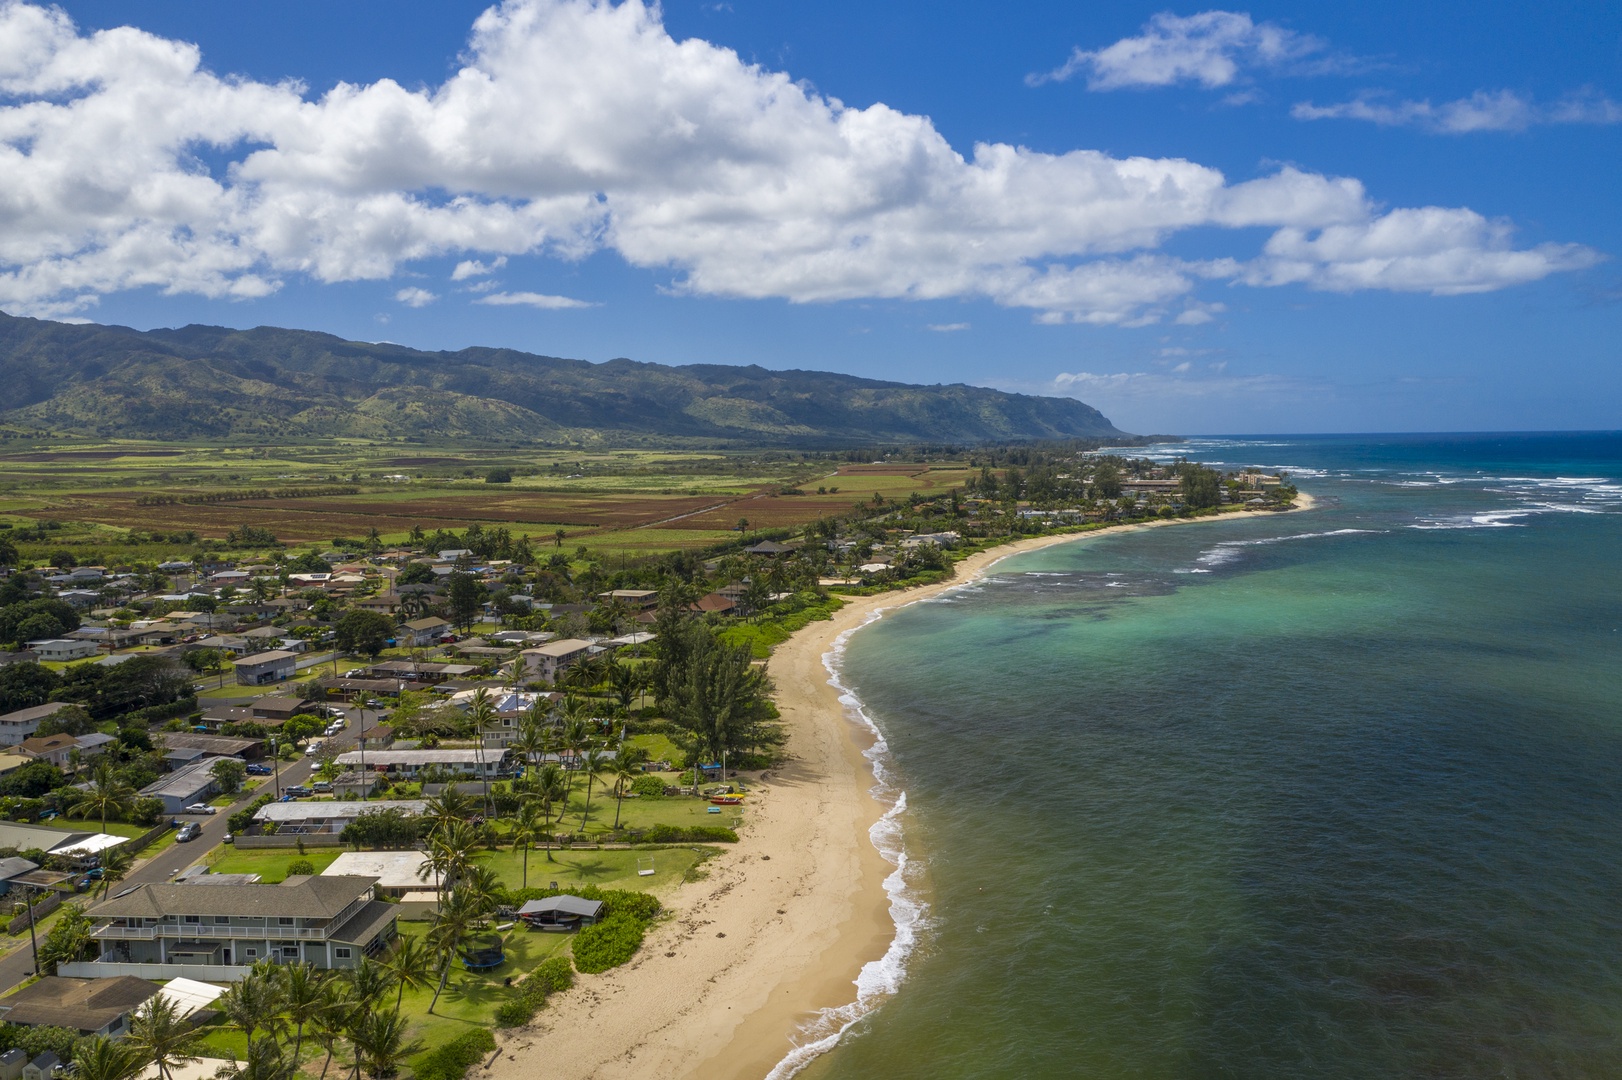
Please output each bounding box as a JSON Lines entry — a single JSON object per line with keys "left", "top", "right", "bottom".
{"left": 59, "top": 960, "right": 251, "bottom": 981}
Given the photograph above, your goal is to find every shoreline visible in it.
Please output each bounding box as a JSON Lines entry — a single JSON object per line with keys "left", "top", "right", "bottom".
{"left": 492, "top": 495, "right": 1316, "bottom": 1080}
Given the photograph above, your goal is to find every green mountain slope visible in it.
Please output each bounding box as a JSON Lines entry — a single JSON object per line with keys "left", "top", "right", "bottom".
{"left": 0, "top": 311, "right": 1125, "bottom": 444}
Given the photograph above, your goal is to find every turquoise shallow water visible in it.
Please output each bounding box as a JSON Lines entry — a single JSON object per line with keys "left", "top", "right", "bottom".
{"left": 800, "top": 433, "right": 1622, "bottom": 1080}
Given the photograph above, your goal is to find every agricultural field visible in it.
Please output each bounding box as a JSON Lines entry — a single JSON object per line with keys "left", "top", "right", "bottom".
{"left": 0, "top": 438, "right": 968, "bottom": 560}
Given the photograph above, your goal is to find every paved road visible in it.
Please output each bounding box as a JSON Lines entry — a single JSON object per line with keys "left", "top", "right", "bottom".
{"left": 0, "top": 705, "right": 383, "bottom": 990}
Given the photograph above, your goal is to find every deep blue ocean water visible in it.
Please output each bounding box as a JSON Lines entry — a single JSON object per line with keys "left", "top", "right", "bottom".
{"left": 802, "top": 433, "right": 1622, "bottom": 1080}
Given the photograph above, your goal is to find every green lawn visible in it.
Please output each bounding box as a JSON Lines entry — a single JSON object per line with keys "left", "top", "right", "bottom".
{"left": 624, "top": 733, "right": 685, "bottom": 766}
{"left": 475, "top": 844, "right": 700, "bottom": 894}
{"left": 206, "top": 848, "right": 345, "bottom": 882}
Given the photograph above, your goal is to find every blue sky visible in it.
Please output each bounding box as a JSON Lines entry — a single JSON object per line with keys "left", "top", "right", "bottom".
{"left": 2, "top": 1, "right": 1618, "bottom": 435}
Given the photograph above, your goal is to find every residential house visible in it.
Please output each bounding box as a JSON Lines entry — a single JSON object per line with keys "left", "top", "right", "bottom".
{"left": 250, "top": 695, "right": 316, "bottom": 722}
{"left": 84, "top": 875, "right": 397, "bottom": 970}
{"left": 19, "top": 733, "right": 79, "bottom": 770}
{"left": 159, "top": 733, "right": 264, "bottom": 762}
{"left": 400, "top": 617, "right": 451, "bottom": 647}
{"left": 333, "top": 748, "right": 511, "bottom": 779}
{"left": 520, "top": 638, "right": 595, "bottom": 684}
{"left": 363, "top": 660, "right": 477, "bottom": 685}
{"left": 0, "top": 703, "right": 75, "bottom": 747}
{"left": 24, "top": 639, "right": 97, "bottom": 662}
{"left": 320, "top": 852, "right": 437, "bottom": 897}
{"left": 744, "top": 540, "right": 798, "bottom": 557}
{"left": 252, "top": 800, "right": 427, "bottom": 837}
{"left": 596, "top": 589, "right": 658, "bottom": 610}
{"left": 0, "top": 857, "right": 41, "bottom": 896}
{"left": 140, "top": 756, "right": 227, "bottom": 814}
{"left": 233, "top": 651, "right": 297, "bottom": 686}
{"left": 0, "top": 976, "right": 158, "bottom": 1037}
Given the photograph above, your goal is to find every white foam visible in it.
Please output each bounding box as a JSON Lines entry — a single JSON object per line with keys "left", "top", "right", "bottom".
{"left": 765, "top": 613, "right": 929, "bottom": 1080}
{"left": 1190, "top": 528, "right": 1383, "bottom": 568}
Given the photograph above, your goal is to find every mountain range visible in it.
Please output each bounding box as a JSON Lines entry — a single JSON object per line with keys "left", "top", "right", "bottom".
{"left": 0, "top": 311, "right": 1125, "bottom": 445}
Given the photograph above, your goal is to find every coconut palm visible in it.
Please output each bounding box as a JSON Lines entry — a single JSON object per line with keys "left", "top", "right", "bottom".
{"left": 466, "top": 688, "right": 496, "bottom": 811}
{"left": 309, "top": 980, "right": 356, "bottom": 1080}
{"left": 71, "top": 1036, "right": 144, "bottom": 1080}
{"left": 280, "top": 961, "right": 328, "bottom": 1076}
{"left": 215, "top": 961, "right": 286, "bottom": 1045}
{"left": 95, "top": 846, "right": 134, "bottom": 901}
{"left": 350, "top": 1009, "right": 411, "bottom": 1079}
{"left": 127, "top": 994, "right": 201, "bottom": 1080}
{"left": 343, "top": 957, "right": 396, "bottom": 1016}
{"left": 66, "top": 761, "right": 136, "bottom": 833}
{"left": 422, "top": 788, "right": 475, "bottom": 839}
{"left": 425, "top": 889, "right": 487, "bottom": 1015}
{"left": 510, "top": 719, "right": 549, "bottom": 775}
{"left": 513, "top": 799, "right": 547, "bottom": 887}
{"left": 379, "top": 934, "right": 435, "bottom": 1012}
{"left": 36, "top": 906, "right": 95, "bottom": 975}
{"left": 213, "top": 1038, "right": 290, "bottom": 1080}
{"left": 577, "top": 747, "right": 607, "bottom": 831}
{"left": 532, "top": 764, "right": 567, "bottom": 861}
{"left": 608, "top": 746, "right": 648, "bottom": 830}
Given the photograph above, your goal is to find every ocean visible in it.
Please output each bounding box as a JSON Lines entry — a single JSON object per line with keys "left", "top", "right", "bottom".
{"left": 796, "top": 433, "right": 1622, "bottom": 1080}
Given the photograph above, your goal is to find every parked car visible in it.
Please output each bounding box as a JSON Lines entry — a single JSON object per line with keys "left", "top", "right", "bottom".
{"left": 283, "top": 785, "right": 313, "bottom": 798}
{"left": 246, "top": 763, "right": 273, "bottom": 775}
{"left": 175, "top": 823, "right": 202, "bottom": 842}
{"left": 183, "top": 803, "right": 217, "bottom": 815}
{"left": 311, "top": 781, "right": 333, "bottom": 793}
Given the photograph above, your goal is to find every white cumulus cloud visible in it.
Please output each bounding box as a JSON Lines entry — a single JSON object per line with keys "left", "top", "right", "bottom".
{"left": 473, "top": 290, "right": 596, "bottom": 309}
{"left": 1292, "top": 88, "right": 1622, "bottom": 133}
{"left": 394, "top": 287, "right": 438, "bottom": 307}
{"left": 1030, "top": 11, "right": 1323, "bottom": 90}
{"left": 0, "top": 0, "right": 1597, "bottom": 326}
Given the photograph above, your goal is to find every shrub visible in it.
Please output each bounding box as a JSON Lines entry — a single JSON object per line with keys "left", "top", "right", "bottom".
{"left": 531, "top": 955, "right": 574, "bottom": 994}
{"left": 571, "top": 912, "right": 647, "bottom": 974}
{"left": 412, "top": 1029, "right": 496, "bottom": 1080}
{"left": 642, "top": 824, "right": 738, "bottom": 844}
{"left": 129, "top": 797, "right": 166, "bottom": 827}
{"left": 228, "top": 793, "right": 275, "bottom": 833}
{"left": 628, "top": 774, "right": 664, "bottom": 798}
{"left": 493, "top": 998, "right": 534, "bottom": 1028}
{"left": 286, "top": 859, "right": 315, "bottom": 877}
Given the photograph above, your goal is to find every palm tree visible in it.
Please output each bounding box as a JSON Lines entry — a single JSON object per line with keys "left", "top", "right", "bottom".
{"left": 280, "top": 962, "right": 328, "bottom": 1077}
{"left": 66, "top": 760, "right": 136, "bottom": 833}
{"left": 127, "top": 994, "right": 201, "bottom": 1080}
{"left": 379, "top": 934, "right": 435, "bottom": 1012}
{"left": 422, "top": 789, "right": 475, "bottom": 839}
{"left": 343, "top": 957, "right": 396, "bottom": 1014}
{"left": 466, "top": 687, "right": 496, "bottom": 812}
{"left": 96, "top": 846, "right": 134, "bottom": 901}
{"left": 309, "top": 980, "right": 353, "bottom": 1080}
{"left": 214, "top": 1037, "right": 290, "bottom": 1080}
{"left": 216, "top": 961, "right": 285, "bottom": 1046}
{"left": 510, "top": 720, "right": 548, "bottom": 776}
{"left": 37, "top": 907, "right": 94, "bottom": 975}
{"left": 578, "top": 747, "right": 606, "bottom": 832}
{"left": 426, "top": 889, "right": 487, "bottom": 1015}
{"left": 71, "top": 1037, "right": 145, "bottom": 1080}
{"left": 609, "top": 746, "right": 648, "bottom": 830}
{"left": 513, "top": 799, "right": 547, "bottom": 887}
{"left": 350, "top": 1010, "right": 411, "bottom": 1080}
{"left": 533, "top": 764, "right": 567, "bottom": 861}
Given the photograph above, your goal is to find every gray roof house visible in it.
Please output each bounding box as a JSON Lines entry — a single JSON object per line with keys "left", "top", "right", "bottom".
{"left": 81, "top": 875, "right": 396, "bottom": 974}
{"left": 233, "top": 651, "right": 297, "bottom": 687}
{"left": 0, "top": 703, "right": 75, "bottom": 748}
{"left": 0, "top": 975, "right": 159, "bottom": 1036}
{"left": 139, "top": 756, "right": 227, "bottom": 815}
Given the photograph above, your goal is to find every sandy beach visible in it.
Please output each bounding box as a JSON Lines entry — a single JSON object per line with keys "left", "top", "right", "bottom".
{"left": 491, "top": 495, "right": 1315, "bottom": 1080}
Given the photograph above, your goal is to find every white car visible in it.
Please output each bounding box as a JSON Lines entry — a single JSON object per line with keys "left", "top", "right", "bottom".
{"left": 182, "top": 804, "right": 217, "bottom": 815}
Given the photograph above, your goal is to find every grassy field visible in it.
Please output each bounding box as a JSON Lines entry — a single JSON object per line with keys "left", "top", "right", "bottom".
{"left": 0, "top": 439, "right": 967, "bottom": 558}
{"left": 206, "top": 847, "right": 346, "bottom": 882}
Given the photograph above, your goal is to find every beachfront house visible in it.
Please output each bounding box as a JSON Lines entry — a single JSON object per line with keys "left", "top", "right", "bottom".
{"left": 333, "top": 747, "right": 511, "bottom": 780}
{"left": 81, "top": 875, "right": 397, "bottom": 974}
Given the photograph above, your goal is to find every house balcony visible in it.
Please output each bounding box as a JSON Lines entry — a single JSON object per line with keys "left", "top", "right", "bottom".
{"left": 93, "top": 923, "right": 331, "bottom": 941}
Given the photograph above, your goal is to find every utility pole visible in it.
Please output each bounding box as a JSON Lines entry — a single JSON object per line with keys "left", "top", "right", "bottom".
{"left": 270, "top": 736, "right": 281, "bottom": 799}
{"left": 14, "top": 898, "right": 39, "bottom": 975}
